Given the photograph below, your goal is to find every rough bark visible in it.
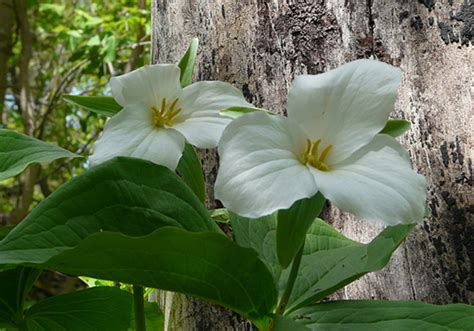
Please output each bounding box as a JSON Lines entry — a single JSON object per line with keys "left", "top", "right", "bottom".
{"left": 152, "top": 0, "right": 473, "bottom": 329}
{"left": 0, "top": 0, "right": 15, "bottom": 123}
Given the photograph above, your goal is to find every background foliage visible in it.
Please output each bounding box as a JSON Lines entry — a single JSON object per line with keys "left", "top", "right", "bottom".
{"left": 1, "top": 0, "right": 149, "bottom": 222}
{"left": 0, "top": 0, "right": 150, "bottom": 299}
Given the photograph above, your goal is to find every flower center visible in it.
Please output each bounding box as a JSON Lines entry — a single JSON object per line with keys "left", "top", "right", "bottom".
{"left": 303, "top": 138, "right": 333, "bottom": 171}
{"left": 150, "top": 97, "right": 182, "bottom": 127}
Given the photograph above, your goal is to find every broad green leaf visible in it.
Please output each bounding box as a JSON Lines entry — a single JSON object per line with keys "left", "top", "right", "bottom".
{"left": 0, "top": 129, "right": 79, "bottom": 181}
{"left": 0, "top": 157, "right": 220, "bottom": 266}
{"left": 219, "top": 106, "right": 268, "bottom": 119}
{"left": 0, "top": 267, "right": 41, "bottom": 328}
{"left": 272, "top": 315, "right": 310, "bottom": 331}
{"left": 277, "top": 193, "right": 325, "bottom": 268}
{"left": 286, "top": 223, "right": 414, "bottom": 313}
{"left": 0, "top": 227, "right": 13, "bottom": 240}
{"left": 63, "top": 95, "right": 121, "bottom": 117}
{"left": 289, "top": 300, "right": 474, "bottom": 330}
{"left": 35, "top": 227, "right": 277, "bottom": 328}
{"left": 380, "top": 118, "right": 411, "bottom": 137}
{"left": 24, "top": 287, "right": 132, "bottom": 331}
{"left": 230, "top": 212, "right": 281, "bottom": 282}
{"left": 178, "top": 38, "right": 199, "bottom": 87}
{"left": 176, "top": 143, "right": 205, "bottom": 203}
{"left": 230, "top": 215, "right": 414, "bottom": 314}
{"left": 128, "top": 300, "right": 164, "bottom": 330}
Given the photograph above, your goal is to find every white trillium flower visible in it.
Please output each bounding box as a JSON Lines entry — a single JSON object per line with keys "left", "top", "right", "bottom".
{"left": 90, "top": 64, "right": 253, "bottom": 170}
{"left": 215, "top": 60, "right": 426, "bottom": 225}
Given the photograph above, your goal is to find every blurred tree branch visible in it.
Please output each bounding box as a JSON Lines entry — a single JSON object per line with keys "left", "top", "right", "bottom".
{"left": 0, "top": 0, "right": 15, "bottom": 124}
{"left": 125, "top": 0, "right": 146, "bottom": 73}
{"left": 9, "top": 0, "right": 39, "bottom": 225}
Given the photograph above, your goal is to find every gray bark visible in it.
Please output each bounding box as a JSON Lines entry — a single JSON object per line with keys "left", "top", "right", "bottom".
{"left": 152, "top": 0, "right": 473, "bottom": 329}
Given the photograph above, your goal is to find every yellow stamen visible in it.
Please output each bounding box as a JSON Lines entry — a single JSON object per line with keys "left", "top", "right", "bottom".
{"left": 305, "top": 139, "right": 311, "bottom": 155}
{"left": 319, "top": 144, "right": 333, "bottom": 163}
{"left": 302, "top": 139, "right": 332, "bottom": 171}
{"left": 168, "top": 98, "right": 179, "bottom": 114}
{"left": 151, "top": 97, "right": 182, "bottom": 127}
{"left": 161, "top": 98, "right": 166, "bottom": 112}
{"left": 169, "top": 107, "right": 182, "bottom": 118}
{"left": 311, "top": 139, "right": 321, "bottom": 157}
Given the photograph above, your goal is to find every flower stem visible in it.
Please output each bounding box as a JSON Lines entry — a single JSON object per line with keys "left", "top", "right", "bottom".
{"left": 275, "top": 240, "right": 305, "bottom": 315}
{"left": 133, "top": 285, "right": 146, "bottom": 331}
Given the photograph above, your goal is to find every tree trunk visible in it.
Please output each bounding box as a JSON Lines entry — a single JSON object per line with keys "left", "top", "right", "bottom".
{"left": 151, "top": 0, "right": 472, "bottom": 329}
{"left": 0, "top": 0, "right": 15, "bottom": 123}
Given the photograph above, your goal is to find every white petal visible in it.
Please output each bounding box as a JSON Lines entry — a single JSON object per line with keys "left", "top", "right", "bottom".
{"left": 215, "top": 112, "right": 318, "bottom": 218}
{"left": 172, "top": 114, "right": 231, "bottom": 149}
{"left": 288, "top": 59, "right": 401, "bottom": 165}
{"left": 310, "top": 135, "right": 426, "bottom": 225}
{"left": 90, "top": 105, "right": 185, "bottom": 170}
{"left": 110, "top": 64, "right": 181, "bottom": 108}
{"left": 172, "top": 81, "right": 253, "bottom": 148}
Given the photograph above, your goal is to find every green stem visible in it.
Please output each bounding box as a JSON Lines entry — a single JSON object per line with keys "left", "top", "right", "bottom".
{"left": 275, "top": 240, "right": 305, "bottom": 315}
{"left": 133, "top": 285, "right": 146, "bottom": 331}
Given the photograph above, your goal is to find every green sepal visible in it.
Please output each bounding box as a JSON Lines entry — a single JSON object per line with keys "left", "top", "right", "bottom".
{"left": 63, "top": 95, "right": 121, "bottom": 117}
{"left": 380, "top": 118, "right": 411, "bottom": 137}
{"left": 178, "top": 38, "right": 199, "bottom": 87}
{"left": 176, "top": 143, "right": 205, "bottom": 203}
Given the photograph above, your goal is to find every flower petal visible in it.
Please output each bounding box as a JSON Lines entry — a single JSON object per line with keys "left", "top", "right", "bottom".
{"left": 90, "top": 105, "right": 185, "bottom": 170}
{"left": 310, "top": 134, "right": 426, "bottom": 225}
{"left": 288, "top": 59, "right": 401, "bottom": 165}
{"left": 215, "top": 112, "right": 318, "bottom": 218}
{"left": 110, "top": 64, "right": 181, "bottom": 108}
{"left": 173, "top": 81, "right": 253, "bottom": 148}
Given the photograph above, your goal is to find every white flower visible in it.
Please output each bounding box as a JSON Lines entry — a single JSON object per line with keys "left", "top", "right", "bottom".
{"left": 90, "top": 64, "right": 252, "bottom": 170}
{"left": 215, "top": 60, "right": 426, "bottom": 225}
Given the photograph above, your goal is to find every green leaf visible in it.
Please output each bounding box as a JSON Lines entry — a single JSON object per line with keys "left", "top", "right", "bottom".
{"left": 219, "top": 106, "right": 268, "bottom": 119}
{"left": 0, "top": 157, "right": 220, "bottom": 266}
{"left": 286, "top": 223, "right": 414, "bottom": 313}
{"left": 277, "top": 193, "right": 325, "bottom": 268}
{"left": 380, "top": 118, "right": 411, "bottom": 137}
{"left": 23, "top": 287, "right": 132, "bottom": 331}
{"left": 35, "top": 227, "right": 277, "bottom": 328}
{"left": 230, "top": 212, "right": 281, "bottom": 282}
{"left": 86, "top": 35, "right": 101, "bottom": 47}
{"left": 290, "top": 300, "right": 474, "bottom": 330}
{"left": 272, "top": 315, "right": 310, "bottom": 331}
{"left": 178, "top": 38, "right": 199, "bottom": 87}
{"left": 128, "top": 302, "right": 163, "bottom": 331}
{"left": 230, "top": 215, "right": 414, "bottom": 314}
{"left": 176, "top": 143, "right": 205, "bottom": 203}
{"left": 63, "top": 95, "right": 121, "bottom": 117}
{"left": 0, "top": 267, "right": 41, "bottom": 328}
{"left": 0, "top": 129, "right": 79, "bottom": 181}
{"left": 103, "top": 35, "right": 116, "bottom": 62}
{"left": 0, "top": 227, "right": 13, "bottom": 240}
{"left": 38, "top": 3, "right": 64, "bottom": 14}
